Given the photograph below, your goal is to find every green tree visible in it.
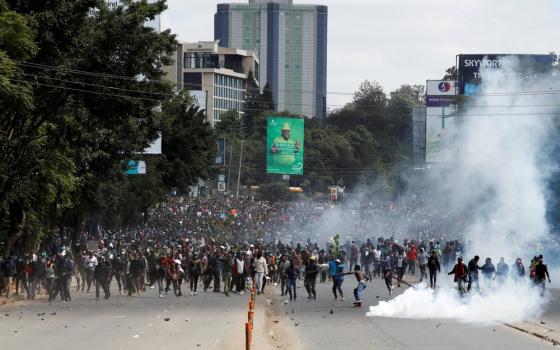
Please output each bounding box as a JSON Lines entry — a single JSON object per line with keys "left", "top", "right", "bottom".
{"left": 443, "top": 66, "right": 458, "bottom": 81}
{"left": 1, "top": 0, "right": 178, "bottom": 252}
{"left": 242, "top": 70, "right": 260, "bottom": 136}
{"left": 216, "top": 109, "right": 243, "bottom": 139}
{"left": 257, "top": 82, "right": 274, "bottom": 112}
{"left": 159, "top": 93, "right": 215, "bottom": 194}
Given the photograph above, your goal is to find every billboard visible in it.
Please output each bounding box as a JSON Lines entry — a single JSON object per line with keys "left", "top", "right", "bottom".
{"left": 125, "top": 160, "right": 146, "bottom": 175}
{"left": 425, "top": 80, "right": 457, "bottom": 163}
{"left": 266, "top": 117, "right": 304, "bottom": 175}
{"left": 426, "top": 80, "right": 456, "bottom": 107}
{"left": 457, "top": 54, "right": 555, "bottom": 95}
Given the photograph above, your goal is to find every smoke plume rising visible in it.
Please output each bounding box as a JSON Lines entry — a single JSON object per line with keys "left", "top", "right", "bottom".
{"left": 367, "top": 57, "right": 559, "bottom": 323}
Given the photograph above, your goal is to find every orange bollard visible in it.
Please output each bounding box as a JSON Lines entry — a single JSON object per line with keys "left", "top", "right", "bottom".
{"left": 249, "top": 300, "right": 254, "bottom": 310}
{"left": 248, "top": 310, "right": 254, "bottom": 323}
{"left": 245, "top": 322, "right": 251, "bottom": 350}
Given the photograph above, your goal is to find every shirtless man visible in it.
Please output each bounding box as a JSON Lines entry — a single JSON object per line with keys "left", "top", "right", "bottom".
{"left": 339, "top": 264, "right": 369, "bottom": 307}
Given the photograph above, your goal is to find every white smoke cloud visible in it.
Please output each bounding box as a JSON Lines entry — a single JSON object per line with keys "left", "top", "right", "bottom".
{"left": 367, "top": 57, "right": 559, "bottom": 323}
{"left": 448, "top": 57, "right": 557, "bottom": 261}
{"left": 367, "top": 281, "right": 545, "bottom": 324}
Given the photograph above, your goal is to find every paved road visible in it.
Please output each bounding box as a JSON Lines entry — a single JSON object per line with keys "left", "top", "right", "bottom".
{"left": 0, "top": 283, "right": 273, "bottom": 350}
{"left": 0, "top": 278, "right": 555, "bottom": 350}
{"left": 264, "top": 277, "right": 555, "bottom": 350}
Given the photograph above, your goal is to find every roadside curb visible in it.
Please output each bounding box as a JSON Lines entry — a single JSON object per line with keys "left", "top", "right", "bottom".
{"left": 504, "top": 321, "right": 560, "bottom": 346}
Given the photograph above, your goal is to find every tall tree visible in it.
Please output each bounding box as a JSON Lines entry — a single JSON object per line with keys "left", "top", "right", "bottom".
{"left": 216, "top": 109, "right": 243, "bottom": 139}
{"left": 442, "top": 66, "right": 458, "bottom": 81}
{"left": 242, "top": 70, "right": 260, "bottom": 137}
{"left": 257, "top": 82, "right": 274, "bottom": 112}
{"left": 159, "top": 93, "right": 215, "bottom": 194}
{"left": 1, "top": 0, "right": 178, "bottom": 252}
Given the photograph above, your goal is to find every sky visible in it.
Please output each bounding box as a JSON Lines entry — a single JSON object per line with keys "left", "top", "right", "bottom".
{"left": 161, "top": 0, "right": 560, "bottom": 108}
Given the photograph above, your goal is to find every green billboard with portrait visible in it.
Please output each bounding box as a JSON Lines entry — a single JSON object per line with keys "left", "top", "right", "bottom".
{"left": 266, "top": 116, "right": 304, "bottom": 175}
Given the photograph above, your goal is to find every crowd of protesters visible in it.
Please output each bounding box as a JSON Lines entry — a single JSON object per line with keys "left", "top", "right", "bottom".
{"left": 0, "top": 196, "right": 556, "bottom": 305}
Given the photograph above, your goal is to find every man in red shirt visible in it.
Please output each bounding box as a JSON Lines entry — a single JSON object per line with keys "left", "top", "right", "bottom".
{"left": 407, "top": 245, "right": 417, "bottom": 275}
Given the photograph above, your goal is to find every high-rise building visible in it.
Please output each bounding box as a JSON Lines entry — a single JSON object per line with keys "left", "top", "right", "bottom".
{"left": 214, "top": 0, "right": 327, "bottom": 119}
{"left": 164, "top": 41, "right": 260, "bottom": 127}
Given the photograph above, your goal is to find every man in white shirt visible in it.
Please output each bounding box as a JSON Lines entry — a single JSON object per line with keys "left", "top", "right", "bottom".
{"left": 254, "top": 252, "right": 268, "bottom": 294}
{"left": 84, "top": 252, "right": 98, "bottom": 293}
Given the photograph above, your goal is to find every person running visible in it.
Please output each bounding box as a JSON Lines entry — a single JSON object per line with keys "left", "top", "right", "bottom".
{"left": 304, "top": 256, "right": 319, "bottom": 300}
{"left": 383, "top": 253, "right": 393, "bottom": 296}
{"left": 427, "top": 250, "right": 441, "bottom": 289}
{"left": 338, "top": 264, "right": 370, "bottom": 307}
{"left": 279, "top": 255, "right": 290, "bottom": 296}
{"left": 396, "top": 250, "right": 406, "bottom": 288}
{"left": 333, "top": 259, "right": 345, "bottom": 300}
{"left": 285, "top": 260, "right": 299, "bottom": 302}
{"left": 467, "top": 255, "right": 481, "bottom": 292}
{"left": 84, "top": 251, "right": 97, "bottom": 293}
{"left": 417, "top": 247, "right": 428, "bottom": 283}
{"left": 188, "top": 253, "right": 201, "bottom": 296}
{"left": 511, "top": 257, "right": 525, "bottom": 282}
{"left": 448, "top": 256, "right": 468, "bottom": 296}
{"left": 94, "top": 256, "right": 111, "bottom": 300}
{"left": 495, "top": 257, "right": 509, "bottom": 285}
{"left": 254, "top": 252, "right": 268, "bottom": 295}
{"left": 481, "top": 257, "right": 496, "bottom": 288}
{"left": 535, "top": 255, "right": 551, "bottom": 296}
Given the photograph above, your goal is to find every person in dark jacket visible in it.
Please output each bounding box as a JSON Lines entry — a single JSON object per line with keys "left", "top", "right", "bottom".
{"left": 535, "top": 255, "right": 551, "bottom": 296}
{"left": 94, "top": 256, "right": 111, "bottom": 299}
{"left": 511, "top": 257, "right": 525, "bottom": 281}
{"left": 285, "top": 260, "right": 300, "bottom": 302}
{"left": 188, "top": 253, "right": 202, "bottom": 295}
{"left": 480, "top": 257, "right": 496, "bottom": 286}
{"left": 211, "top": 251, "right": 221, "bottom": 293}
{"left": 219, "top": 251, "right": 233, "bottom": 296}
{"left": 15, "top": 256, "right": 26, "bottom": 297}
{"left": 128, "top": 254, "right": 142, "bottom": 296}
{"left": 111, "top": 255, "right": 124, "bottom": 295}
{"left": 467, "top": 255, "right": 481, "bottom": 292}
{"left": 53, "top": 254, "right": 71, "bottom": 301}
{"left": 427, "top": 251, "right": 441, "bottom": 289}
{"left": 1, "top": 256, "right": 15, "bottom": 297}
{"left": 304, "top": 256, "right": 319, "bottom": 300}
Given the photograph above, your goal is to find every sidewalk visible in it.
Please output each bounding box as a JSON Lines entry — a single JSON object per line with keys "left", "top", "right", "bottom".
{"left": 504, "top": 288, "right": 560, "bottom": 346}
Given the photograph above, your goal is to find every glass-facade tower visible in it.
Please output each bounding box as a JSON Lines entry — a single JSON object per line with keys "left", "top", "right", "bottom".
{"left": 215, "top": 0, "right": 327, "bottom": 119}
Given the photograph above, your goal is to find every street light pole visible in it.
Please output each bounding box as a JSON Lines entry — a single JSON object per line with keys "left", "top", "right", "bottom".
{"left": 236, "top": 140, "right": 245, "bottom": 199}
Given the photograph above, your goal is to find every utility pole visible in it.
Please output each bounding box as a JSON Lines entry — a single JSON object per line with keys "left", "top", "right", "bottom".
{"left": 236, "top": 140, "right": 245, "bottom": 199}
{"left": 226, "top": 143, "right": 233, "bottom": 195}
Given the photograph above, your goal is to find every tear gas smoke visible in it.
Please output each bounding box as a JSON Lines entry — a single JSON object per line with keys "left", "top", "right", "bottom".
{"left": 367, "top": 280, "right": 544, "bottom": 324}
{"left": 367, "top": 57, "right": 559, "bottom": 323}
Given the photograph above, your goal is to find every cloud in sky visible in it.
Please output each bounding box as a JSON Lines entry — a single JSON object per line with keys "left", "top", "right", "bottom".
{"left": 161, "top": 0, "right": 560, "bottom": 107}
